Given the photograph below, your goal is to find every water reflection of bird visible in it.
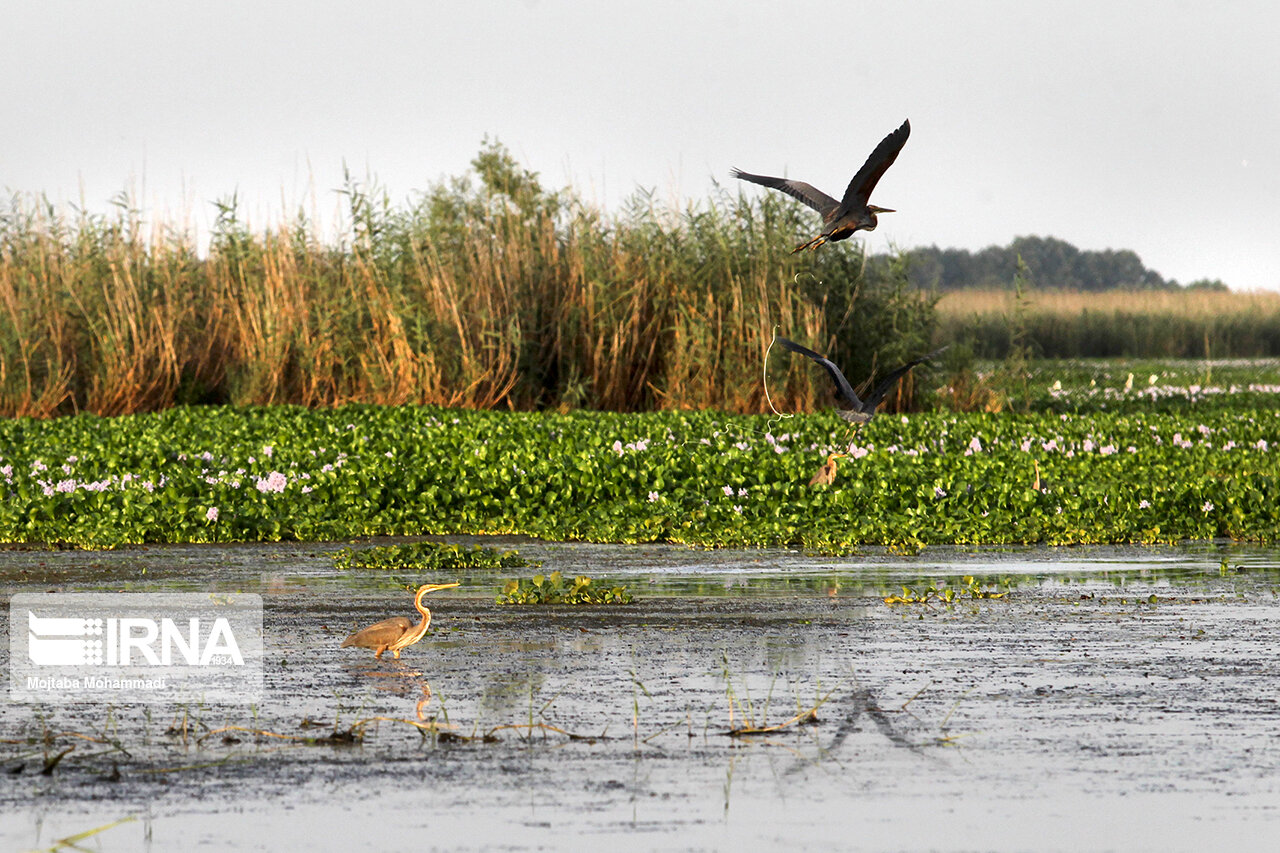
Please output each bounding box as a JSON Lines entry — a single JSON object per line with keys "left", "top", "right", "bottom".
{"left": 776, "top": 337, "right": 946, "bottom": 424}
{"left": 341, "top": 582, "right": 460, "bottom": 659}
{"left": 808, "top": 453, "right": 846, "bottom": 486}
{"left": 732, "top": 119, "right": 910, "bottom": 253}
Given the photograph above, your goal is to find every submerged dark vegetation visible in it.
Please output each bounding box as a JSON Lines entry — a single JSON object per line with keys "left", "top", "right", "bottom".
{"left": 3, "top": 401, "right": 1280, "bottom": 550}
{"left": 332, "top": 540, "right": 629, "bottom": 604}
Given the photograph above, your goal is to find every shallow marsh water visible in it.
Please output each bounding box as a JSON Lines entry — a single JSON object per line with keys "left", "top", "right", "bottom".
{"left": 2, "top": 539, "right": 1279, "bottom": 851}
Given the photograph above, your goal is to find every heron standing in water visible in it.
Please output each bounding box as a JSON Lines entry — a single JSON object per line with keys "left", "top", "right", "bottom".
{"left": 341, "top": 582, "right": 460, "bottom": 659}
{"left": 776, "top": 337, "right": 946, "bottom": 425}
{"left": 732, "top": 119, "right": 910, "bottom": 253}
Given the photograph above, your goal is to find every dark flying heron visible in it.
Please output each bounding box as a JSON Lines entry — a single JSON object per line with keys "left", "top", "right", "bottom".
{"left": 777, "top": 336, "right": 945, "bottom": 424}
{"left": 341, "top": 582, "right": 460, "bottom": 659}
{"left": 732, "top": 119, "right": 910, "bottom": 253}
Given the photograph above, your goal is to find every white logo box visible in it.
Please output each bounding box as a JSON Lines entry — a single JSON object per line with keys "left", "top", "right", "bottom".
{"left": 9, "top": 593, "right": 263, "bottom": 704}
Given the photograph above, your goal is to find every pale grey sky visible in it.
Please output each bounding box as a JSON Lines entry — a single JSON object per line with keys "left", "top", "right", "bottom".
{"left": 4, "top": 1, "right": 1278, "bottom": 289}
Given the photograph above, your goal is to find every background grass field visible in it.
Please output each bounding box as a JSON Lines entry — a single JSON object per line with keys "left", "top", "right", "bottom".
{"left": 938, "top": 289, "right": 1280, "bottom": 360}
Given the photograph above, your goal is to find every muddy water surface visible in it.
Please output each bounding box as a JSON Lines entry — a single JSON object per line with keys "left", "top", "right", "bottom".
{"left": 2, "top": 540, "right": 1279, "bottom": 851}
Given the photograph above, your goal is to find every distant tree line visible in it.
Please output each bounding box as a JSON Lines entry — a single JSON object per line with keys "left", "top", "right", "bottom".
{"left": 871, "top": 235, "right": 1228, "bottom": 292}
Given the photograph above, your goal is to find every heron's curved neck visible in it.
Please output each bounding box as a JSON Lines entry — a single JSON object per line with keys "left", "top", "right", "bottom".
{"left": 414, "top": 586, "right": 433, "bottom": 620}
{"left": 400, "top": 589, "right": 432, "bottom": 646}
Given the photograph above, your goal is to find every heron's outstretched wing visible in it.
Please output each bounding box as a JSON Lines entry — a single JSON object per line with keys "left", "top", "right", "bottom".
{"left": 862, "top": 345, "right": 948, "bottom": 409}
{"left": 840, "top": 119, "right": 911, "bottom": 210}
{"left": 776, "top": 336, "right": 864, "bottom": 409}
{"left": 732, "top": 170, "right": 840, "bottom": 218}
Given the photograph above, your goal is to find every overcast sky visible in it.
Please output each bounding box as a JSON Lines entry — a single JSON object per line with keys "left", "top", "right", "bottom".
{"left": 4, "top": 1, "right": 1278, "bottom": 289}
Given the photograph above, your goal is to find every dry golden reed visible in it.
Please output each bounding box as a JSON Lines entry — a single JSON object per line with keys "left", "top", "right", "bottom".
{"left": 0, "top": 145, "right": 934, "bottom": 418}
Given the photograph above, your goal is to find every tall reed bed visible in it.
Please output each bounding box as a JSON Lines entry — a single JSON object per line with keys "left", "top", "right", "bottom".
{"left": 0, "top": 144, "right": 934, "bottom": 418}
{"left": 938, "top": 289, "right": 1280, "bottom": 359}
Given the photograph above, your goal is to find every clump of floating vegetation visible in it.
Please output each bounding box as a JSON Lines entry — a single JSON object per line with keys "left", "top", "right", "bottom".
{"left": 497, "top": 571, "right": 633, "bottom": 605}
{"left": 333, "top": 541, "right": 538, "bottom": 572}
{"left": 883, "top": 575, "right": 1010, "bottom": 606}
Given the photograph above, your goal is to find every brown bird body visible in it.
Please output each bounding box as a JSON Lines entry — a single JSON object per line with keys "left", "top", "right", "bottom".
{"left": 808, "top": 453, "right": 845, "bottom": 486}
{"left": 341, "top": 582, "right": 460, "bottom": 659}
{"left": 733, "top": 119, "right": 910, "bottom": 253}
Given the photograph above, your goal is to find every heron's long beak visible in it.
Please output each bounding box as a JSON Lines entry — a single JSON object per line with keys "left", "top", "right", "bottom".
{"left": 418, "top": 582, "right": 462, "bottom": 594}
{"left": 868, "top": 205, "right": 895, "bottom": 214}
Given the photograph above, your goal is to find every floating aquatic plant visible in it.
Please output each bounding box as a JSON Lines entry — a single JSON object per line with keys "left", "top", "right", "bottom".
{"left": 333, "top": 541, "right": 538, "bottom": 572}
{"left": 883, "top": 576, "right": 1009, "bottom": 606}
{"left": 2, "top": 403, "right": 1280, "bottom": 550}
{"left": 497, "top": 571, "right": 633, "bottom": 605}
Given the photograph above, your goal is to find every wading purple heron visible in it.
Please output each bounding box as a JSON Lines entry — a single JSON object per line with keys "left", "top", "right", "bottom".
{"left": 732, "top": 119, "right": 910, "bottom": 253}
{"left": 341, "top": 582, "right": 460, "bottom": 659}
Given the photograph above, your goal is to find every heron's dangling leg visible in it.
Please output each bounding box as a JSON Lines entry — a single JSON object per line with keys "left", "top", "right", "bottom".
{"left": 843, "top": 422, "right": 865, "bottom": 452}
{"left": 791, "top": 234, "right": 828, "bottom": 254}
